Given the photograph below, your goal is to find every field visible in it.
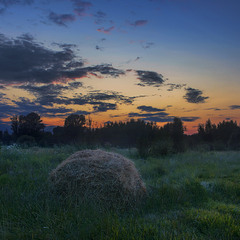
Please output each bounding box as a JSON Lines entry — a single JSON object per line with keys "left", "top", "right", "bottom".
{"left": 0, "top": 145, "right": 240, "bottom": 240}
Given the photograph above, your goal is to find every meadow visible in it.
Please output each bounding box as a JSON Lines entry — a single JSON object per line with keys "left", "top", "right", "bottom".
{"left": 0, "top": 145, "right": 240, "bottom": 240}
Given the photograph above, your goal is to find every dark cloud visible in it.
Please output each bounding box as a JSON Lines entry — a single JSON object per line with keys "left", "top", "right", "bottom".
{"left": 166, "top": 83, "right": 186, "bottom": 91}
{"left": 130, "top": 20, "right": 148, "bottom": 27}
{"left": 136, "top": 70, "right": 165, "bottom": 87}
{"left": 0, "top": 92, "right": 6, "bottom": 99}
{"left": 0, "top": 34, "right": 126, "bottom": 86}
{"left": 0, "top": 34, "right": 86, "bottom": 85}
{"left": 183, "top": 87, "right": 209, "bottom": 103}
{"left": 85, "top": 64, "right": 125, "bottom": 78}
{"left": 181, "top": 117, "right": 200, "bottom": 122}
{"left": 137, "top": 105, "right": 165, "bottom": 112}
{"left": 94, "top": 11, "right": 107, "bottom": 24}
{"left": 68, "top": 81, "right": 83, "bottom": 89}
{"left": 128, "top": 112, "right": 169, "bottom": 118}
{"left": 85, "top": 91, "right": 134, "bottom": 105}
{"left": 128, "top": 111, "right": 200, "bottom": 123}
{"left": 97, "top": 26, "right": 114, "bottom": 34}
{"left": 0, "top": 97, "right": 73, "bottom": 120}
{"left": 48, "top": 12, "right": 76, "bottom": 27}
{"left": 0, "top": 7, "right": 5, "bottom": 14}
{"left": 52, "top": 42, "right": 77, "bottom": 50}
{"left": 18, "top": 82, "right": 134, "bottom": 114}
{"left": 139, "top": 116, "right": 174, "bottom": 122}
{"left": 141, "top": 42, "right": 154, "bottom": 49}
{"left": 18, "top": 84, "right": 68, "bottom": 98}
{"left": 18, "top": 82, "right": 84, "bottom": 107}
{"left": 0, "top": 0, "right": 33, "bottom": 7}
{"left": 71, "top": 0, "right": 92, "bottom": 8}
{"left": 206, "top": 107, "right": 222, "bottom": 111}
{"left": 93, "top": 102, "right": 117, "bottom": 112}
{"left": 71, "top": 0, "right": 92, "bottom": 17}
{"left": 229, "top": 105, "right": 240, "bottom": 110}
{"left": 96, "top": 45, "right": 104, "bottom": 51}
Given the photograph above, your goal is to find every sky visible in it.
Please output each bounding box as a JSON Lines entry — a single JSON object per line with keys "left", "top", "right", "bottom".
{"left": 0, "top": 0, "right": 240, "bottom": 134}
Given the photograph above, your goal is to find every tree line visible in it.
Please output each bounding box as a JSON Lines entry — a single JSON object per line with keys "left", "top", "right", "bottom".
{"left": 0, "top": 112, "right": 240, "bottom": 157}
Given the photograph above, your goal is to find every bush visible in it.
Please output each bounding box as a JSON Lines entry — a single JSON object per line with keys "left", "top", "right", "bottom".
{"left": 149, "top": 139, "right": 173, "bottom": 156}
{"left": 17, "top": 135, "right": 36, "bottom": 147}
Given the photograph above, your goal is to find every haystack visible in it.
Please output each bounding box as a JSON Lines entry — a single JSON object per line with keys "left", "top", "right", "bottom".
{"left": 49, "top": 149, "right": 146, "bottom": 206}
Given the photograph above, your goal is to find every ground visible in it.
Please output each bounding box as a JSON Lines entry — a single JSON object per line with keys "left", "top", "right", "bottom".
{"left": 0, "top": 145, "right": 240, "bottom": 239}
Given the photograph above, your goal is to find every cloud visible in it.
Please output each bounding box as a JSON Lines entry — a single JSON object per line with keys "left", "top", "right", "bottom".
{"left": 52, "top": 42, "right": 77, "bottom": 50}
{"left": 128, "top": 112, "right": 169, "bottom": 118}
{"left": 137, "top": 105, "right": 165, "bottom": 112}
{"left": 166, "top": 83, "right": 186, "bottom": 91}
{"left": 141, "top": 42, "right": 154, "bottom": 49}
{"left": 205, "top": 107, "right": 222, "bottom": 111}
{"left": 0, "top": 97, "right": 73, "bottom": 120}
{"left": 0, "top": 33, "right": 87, "bottom": 85}
{"left": 85, "top": 64, "right": 125, "bottom": 78}
{"left": 85, "top": 91, "right": 134, "bottom": 105}
{"left": 93, "top": 102, "right": 117, "bottom": 112}
{"left": 136, "top": 70, "right": 166, "bottom": 87}
{"left": 130, "top": 40, "right": 154, "bottom": 49}
{"left": 71, "top": 0, "right": 92, "bottom": 17}
{"left": 229, "top": 105, "right": 240, "bottom": 110}
{"left": 0, "top": 0, "right": 33, "bottom": 15}
{"left": 48, "top": 12, "right": 76, "bottom": 27}
{"left": 0, "top": 34, "right": 126, "bottom": 86}
{"left": 130, "top": 20, "right": 148, "bottom": 27}
{"left": 0, "top": 0, "right": 33, "bottom": 7}
{"left": 96, "top": 45, "right": 104, "bottom": 51}
{"left": 139, "top": 116, "right": 174, "bottom": 122}
{"left": 18, "top": 82, "right": 134, "bottom": 114}
{"left": 71, "top": 0, "right": 92, "bottom": 8}
{"left": 180, "top": 117, "right": 200, "bottom": 122}
{"left": 128, "top": 111, "right": 200, "bottom": 123}
{"left": 94, "top": 11, "right": 107, "bottom": 24}
{"left": 0, "top": 7, "right": 5, "bottom": 14}
{"left": 18, "top": 83, "right": 69, "bottom": 98}
{"left": 183, "top": 87, "right": 209, "bottom": 103}
{"left": 97, "top": 26, "right": 114, "bottom": 34}
{"left": 0, "top": 92, "right": 6, "bottom": 99}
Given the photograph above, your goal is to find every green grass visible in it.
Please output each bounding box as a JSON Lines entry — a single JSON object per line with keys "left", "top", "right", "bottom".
{"left": 0, "top": 145, "right": 240, "bottom": 239}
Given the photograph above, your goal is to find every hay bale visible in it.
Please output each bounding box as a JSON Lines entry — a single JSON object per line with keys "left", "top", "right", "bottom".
{"left": 49, "top": 149, "right": 146, "bottom": 206}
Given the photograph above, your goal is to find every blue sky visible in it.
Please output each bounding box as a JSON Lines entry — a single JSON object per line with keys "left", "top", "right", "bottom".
{"left": 0, "top": 0, "right": 240, "bottom": 133}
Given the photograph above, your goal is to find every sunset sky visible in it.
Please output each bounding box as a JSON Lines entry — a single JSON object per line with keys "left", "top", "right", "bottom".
{"left": 0, "top": 0, "right": 240, "bottom": 134}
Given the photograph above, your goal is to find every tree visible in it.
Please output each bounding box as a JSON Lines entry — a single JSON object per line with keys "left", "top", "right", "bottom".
{"left": 64, "top": 114, "right": 86, "bottom": 128}
{"left": 162, "top": 117, "right": 185, "bottom": 152}
{"left": 10, "top": 115, "right": 19, "bottom": 139}
{"left": 11, "top": 112, "right": 45, "bottom": 139}
{"left": 63, "top": 114, "right": 86, "bottom": 143}
{"left": 2, "top": 129, "right": 11, "bottom": 145}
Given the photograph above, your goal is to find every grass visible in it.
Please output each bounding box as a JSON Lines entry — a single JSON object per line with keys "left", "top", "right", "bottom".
{"left": 0, "top": 145, "right": 240, "bottom": 239}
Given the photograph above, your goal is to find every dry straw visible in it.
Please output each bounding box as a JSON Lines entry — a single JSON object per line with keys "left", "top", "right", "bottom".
{"left": 49, "top": 149, "right": 146, "bottom": 207}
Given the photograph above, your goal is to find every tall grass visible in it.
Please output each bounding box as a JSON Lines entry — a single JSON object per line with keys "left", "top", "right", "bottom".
{"left": 0, "top": 145, "right": 240, "bottom": 239}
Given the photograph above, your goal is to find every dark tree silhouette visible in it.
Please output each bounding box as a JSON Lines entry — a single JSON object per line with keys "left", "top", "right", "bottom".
{"left": 10, "top": 115, "right": 19, "bottom": 139}
{"left": 11, "top": 112, "right": 45, "bottom": 139}
{"left": 163, "top": 117, "right": 185, "bottom": 152}
{"left": 64, "top": 114, "right": 86, "bottom": 128}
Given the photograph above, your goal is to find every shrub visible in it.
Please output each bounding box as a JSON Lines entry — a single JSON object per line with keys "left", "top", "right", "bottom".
{"left": 17, "top": 135, "right": 36, "bottom": 147}
{"left": 149, "top": 139, "right": 173, "bottom": 156}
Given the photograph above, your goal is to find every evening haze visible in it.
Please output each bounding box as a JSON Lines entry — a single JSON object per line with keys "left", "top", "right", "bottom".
{"left": 0, "top": 0, "right": 240, "bottom": 134}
